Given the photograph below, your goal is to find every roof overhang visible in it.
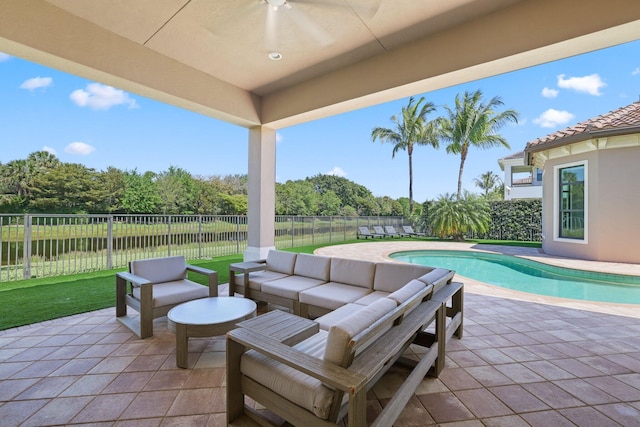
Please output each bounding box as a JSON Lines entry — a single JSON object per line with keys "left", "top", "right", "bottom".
{"left": 1, "top": 0, "right": 639, "bottom": 130}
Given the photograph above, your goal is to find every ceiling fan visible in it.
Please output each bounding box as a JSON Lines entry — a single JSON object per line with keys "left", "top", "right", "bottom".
{"left": 209, "top": 0, "right": 381, "bottom": 54}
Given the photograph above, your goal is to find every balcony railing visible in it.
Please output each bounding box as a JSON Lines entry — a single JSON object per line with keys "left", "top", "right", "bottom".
{"left": 0, "top": 214, "right": 404, "bottom": 282}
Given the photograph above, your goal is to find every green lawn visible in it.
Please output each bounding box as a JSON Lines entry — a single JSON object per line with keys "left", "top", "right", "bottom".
{"left": 0, "top": 238, "right": 540, "bottom": 331}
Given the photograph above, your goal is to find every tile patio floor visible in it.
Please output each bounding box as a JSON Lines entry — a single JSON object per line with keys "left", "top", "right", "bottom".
{"left": 1, "top": 242, "right": 640, "bottom": 426}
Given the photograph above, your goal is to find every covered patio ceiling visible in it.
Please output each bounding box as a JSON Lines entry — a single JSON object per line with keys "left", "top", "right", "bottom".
{"left": 2, "top": 0, "right": 640, "bottom": 130}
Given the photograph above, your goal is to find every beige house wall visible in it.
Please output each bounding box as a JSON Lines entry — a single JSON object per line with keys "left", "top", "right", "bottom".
{"left": 541, "top": 139, "right": 640, "bottom": 263}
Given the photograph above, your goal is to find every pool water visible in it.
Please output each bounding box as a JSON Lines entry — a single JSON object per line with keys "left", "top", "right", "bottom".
{"left": 390, "top": 250, "right": 640, "bottom": 304}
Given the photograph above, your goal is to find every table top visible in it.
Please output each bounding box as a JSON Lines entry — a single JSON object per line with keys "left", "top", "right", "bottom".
{"left": 237, "top": 310, "right": 319, "bottom": 346}
{"left": 229, "top": 261, "right": 266, "bottom": 273}
{"left": 168, "top": 297, "right": 257, "bottom": 326}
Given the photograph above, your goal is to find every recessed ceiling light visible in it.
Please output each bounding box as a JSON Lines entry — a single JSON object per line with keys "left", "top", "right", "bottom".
{"left": 268, "top": 52, "right": 283, "bottom": 61}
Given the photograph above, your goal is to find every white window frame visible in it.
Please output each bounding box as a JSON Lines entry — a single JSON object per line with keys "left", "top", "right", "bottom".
{"left": 553, "top": 160, "right": 588, "bottom": 244}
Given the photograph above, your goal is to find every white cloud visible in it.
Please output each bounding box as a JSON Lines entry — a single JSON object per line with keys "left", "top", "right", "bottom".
{"left": 632, "top": 67, "right": 640, "bottom": 76}
{"left": 65, "top": 142, "right": 96, "bottom": 155}
{"left": 0, "top": 53, "right": 11, "bottom": 62}
{"left": 70, "top": 83, "right": 138, "bottom": 110}
{"left": 557, "top": 73, "right": 606, "bottom": 96}
{"left": 20, "top": 76, "right": 53, "bottom": 91}
{"left": 326, "top": 166, "right": 346, "bottom": 177}
{"left": 541, "top": 87, "right": 558, "bottom": 98}
{"left": 533, "top": 109, "right": 575, "bottom": 128}
{"left": 42, "top": 146, "right": 57, "bottom": 156}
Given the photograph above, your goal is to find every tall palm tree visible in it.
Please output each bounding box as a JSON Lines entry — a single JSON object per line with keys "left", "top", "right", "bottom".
{"left": 371, "top": 96, "right": 439, "bottom": 213}
{"left": 439, "top": 90, "right": 519, "bottom": 199}
{"left": 474, "top": 171, "right": 501, "bottom": 197}
{"left": 27, "top": 150, "right": 60, "bottom": 170}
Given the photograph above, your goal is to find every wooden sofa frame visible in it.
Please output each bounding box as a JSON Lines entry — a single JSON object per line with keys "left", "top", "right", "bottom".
{"left": 116, "top": 259, "right": 218, "bottom": 339}
{"left": 227, "top": 281, "right": 463, "bottom": 427}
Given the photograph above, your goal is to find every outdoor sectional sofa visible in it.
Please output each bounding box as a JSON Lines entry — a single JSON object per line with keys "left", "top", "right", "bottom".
{"left": 229, "top": 249, "right": 454, "bottom": 317}
{"left": 227, "top": 250, "right": 463, "bottom": 426}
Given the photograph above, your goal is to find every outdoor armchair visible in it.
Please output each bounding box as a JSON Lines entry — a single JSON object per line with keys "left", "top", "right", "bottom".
{"left": 116, "top": 255, "right": 218, "bottom": 338}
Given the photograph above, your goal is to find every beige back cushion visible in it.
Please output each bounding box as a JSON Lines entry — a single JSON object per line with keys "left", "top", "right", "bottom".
{"left": 373, "top": 262, "right": 432, "bottom": 293}
{"left": 329, "top": 258, "right": 375, "bottom": 289}
{"left": 387, "top": 280, "right": 427, "bottom": 306}
{"left": 294, "top": 253, "right": 331, "bottom": 281}
{"left": 418, "top": 268, "right": 455, "bottom": 293}
{"left": 323, "top": 297, "right": 396, "bottom": 366}
{"left": 266, "top": 250, "right": 297, "bottom": 275}
{"left": 130, "top": 256, "right": 186, "bottom": 283}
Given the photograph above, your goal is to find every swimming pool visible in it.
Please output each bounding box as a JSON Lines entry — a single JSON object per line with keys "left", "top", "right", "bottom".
{"left": 390, "top": 250, "right": 640, "bottom": 304}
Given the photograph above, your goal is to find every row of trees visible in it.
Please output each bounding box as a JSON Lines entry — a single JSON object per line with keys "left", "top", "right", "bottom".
{"left": 0, "top": 151, "right": 419, "bottom": 216}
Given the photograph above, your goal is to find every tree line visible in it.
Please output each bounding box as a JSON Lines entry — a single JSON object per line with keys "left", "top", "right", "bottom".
{"left": 0, "top": 151, "right": 415, "bottom": 216}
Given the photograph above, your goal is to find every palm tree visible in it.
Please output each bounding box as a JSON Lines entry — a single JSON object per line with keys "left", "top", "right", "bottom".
{"left": 0, "top": 159, "right": 31, "bottom": 197}
{"left": 474, "top": 171, "right": 502, "bottom": 197}
{"left": 371, "top": 96, "right": 439, "bottom": 213}
{"left": 439, "top": 90, "right": 519, "bottom": 199}
{"left": 428, "top": 191, "right": 490, "bottom": 240}
{"left": 27, "top": 150, "right": 60, "bottom": 170}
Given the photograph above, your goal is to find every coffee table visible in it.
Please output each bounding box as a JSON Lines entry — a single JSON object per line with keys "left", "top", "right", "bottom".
{"left": 167, "top": 297, "right": 257, "bottom": 368}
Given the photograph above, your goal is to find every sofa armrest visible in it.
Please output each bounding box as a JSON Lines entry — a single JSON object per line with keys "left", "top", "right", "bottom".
{"left": 186, "top": 264, "right": 219, "bottom": 297}
{"left": 227, "top": 327, "right": 366, "bottom": 393}
{"left": 116, "top": 271, "right": 152, "bottom": 288}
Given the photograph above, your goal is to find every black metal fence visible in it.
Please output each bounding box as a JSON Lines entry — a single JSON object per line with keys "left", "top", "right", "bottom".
{"left": 0, "top": 214, "right": 404, "bottom": 281}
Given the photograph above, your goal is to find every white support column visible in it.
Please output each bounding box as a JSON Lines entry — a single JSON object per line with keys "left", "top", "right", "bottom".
{"left": 244, "top": 126, "right": 277, "bottom": 261}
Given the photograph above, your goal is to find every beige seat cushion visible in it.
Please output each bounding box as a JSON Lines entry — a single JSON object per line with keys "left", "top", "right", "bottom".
{"left": 373, "top": 262, "right": 432, "bottom": 293}
{"left": 329, "top": 258, "right": 375, "bottom": 289}
{"left": 324, "top": 298, "right": 397, "bottom": 366}
{"left": 241, "top": 330, "right": 335, "bottom": 419}
{"left": 266, "top": 250, "right": 297, "bottom": 275}
{"left": 353, "top": 291, "right": 389, "bottom": 306}
{"left": 261, "top": 276, "right": 326, "bottom": 300}
{"left": 299, "top": 282, "right": 372, "bottom": 310}
{"left": 130, "top": 256, "right": 187, "bottom": 283}
{"left": 239, "top": 270, "right": 290, "bottom": 290}
{"left": 132, "top": 280, "right": 209, "bottom": 307}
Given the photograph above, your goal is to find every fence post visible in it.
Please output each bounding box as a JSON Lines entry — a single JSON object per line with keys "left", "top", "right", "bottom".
{"left": 167, "top": 215, "right": 172, "bottom": 256}
{"left": 198, "top": 215, "right": 203, "bottom": 259}
{"left": 23, "top": 214, "right": 31, "bottom": 280}
{"left": 291, "top": 217, "right": 295, "bottom": 248}
{"left": 107, "top": 215, "right": 113, "bottom": 270}
{"left": 329, "top": 216, "right": 332, "bottom": 243}
{"left": 236, "top": 216, "right": 240, "bottom": 255}
{"left": 343, "top": 217, "right": 346, "bottom": 241}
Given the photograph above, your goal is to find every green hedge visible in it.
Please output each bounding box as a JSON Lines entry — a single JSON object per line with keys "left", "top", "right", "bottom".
{"left": 479, "top": 199, "right": 542, "bottom": 241}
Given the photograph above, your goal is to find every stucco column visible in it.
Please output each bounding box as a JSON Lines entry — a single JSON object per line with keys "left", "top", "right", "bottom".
{"left": 244, "top": 126, "right": 276, "bottom": 261}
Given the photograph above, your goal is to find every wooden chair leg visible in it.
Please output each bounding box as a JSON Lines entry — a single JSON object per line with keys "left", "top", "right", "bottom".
{"left": 452, "top": 286, "right": 464, "bottom": 339}
{"left": 115, "top": 275, "right": 127, "bottom": 318}
{"left": 139, "top": 284, "right": 154, "bottom": 339}
{"left": 227, "top": 337, "right": 246, "bottom": 422}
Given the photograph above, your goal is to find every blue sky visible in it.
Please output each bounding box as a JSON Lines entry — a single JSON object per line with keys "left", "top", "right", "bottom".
{"left": 1, "top": 39, "right": 639, "bottom": 202}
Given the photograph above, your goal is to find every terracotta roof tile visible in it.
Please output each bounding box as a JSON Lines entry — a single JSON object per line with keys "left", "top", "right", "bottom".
{"left": 526, "top": 101, "right": 640, "bottom": 150}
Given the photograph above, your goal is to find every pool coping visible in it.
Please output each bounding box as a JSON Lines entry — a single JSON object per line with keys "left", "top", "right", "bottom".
{"left": 315, "top": 241, "right": 640, "bottom": 319}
